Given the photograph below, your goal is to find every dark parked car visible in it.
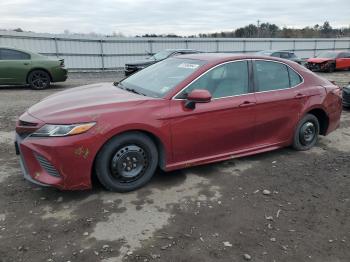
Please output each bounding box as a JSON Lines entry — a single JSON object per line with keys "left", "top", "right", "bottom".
{"left": 124, "top": 49, "right": 201, "bottom": 76}
{"left": 343, "top": 83, "right": 350, "bottom": 108}
{"left": 16, "top": 54, "right": 342, "bottom": 192}
{"left": 0, "top": 47, "right": 67, "bottom": 89}
{"left": 256, "top": 50, "right": 303, "bottom": 64}
{"left": 306, "top": 51, "right": 350, "bottom": 72}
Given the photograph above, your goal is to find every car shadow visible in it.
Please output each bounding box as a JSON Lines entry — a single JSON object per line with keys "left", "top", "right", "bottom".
{"left": 0, "top": 84, "right": 67, "bottom": 91}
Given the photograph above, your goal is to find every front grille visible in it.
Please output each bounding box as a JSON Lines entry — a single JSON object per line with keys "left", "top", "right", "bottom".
{"left": 35, "top": 154, "right": 60, "bottom": 178}
{"left": 19, "top": 120, "right": 38, "bottom": 127}
{"left": 17, "top": 132, "right": 32, "bottom": 140}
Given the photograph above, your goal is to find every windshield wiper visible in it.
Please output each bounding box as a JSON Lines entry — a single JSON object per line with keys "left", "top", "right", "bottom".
{"left": 114, "top": 82, "right": 146, "bottom": 96}
{"left": 113, "top": 81, "right": 122, "bottom": 87}
{"left": 125, "top": 87, "right": 147, "bottom": 96}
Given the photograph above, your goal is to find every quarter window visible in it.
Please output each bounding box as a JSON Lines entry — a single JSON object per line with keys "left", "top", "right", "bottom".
{"left": 288, "top": 67, "right": 302, "bottom": 86}
{"left": 254, "top": 61, "right": 290, "bottom": 91}
{"left": 177, "top": 61, "right": 249, "bottom": 99}
{"left": 0, "top": 49, "right": 30, "bottom": 60}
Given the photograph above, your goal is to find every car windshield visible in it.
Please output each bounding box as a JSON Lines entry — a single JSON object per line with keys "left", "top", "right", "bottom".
{"left": 152, "top": 50, "right": 173, "bottom": 60}
{"left": 316, "top": 51, "right": 338, "bottom": 58}
{"left": 117, "top": 58, "right": 206, "bottom": 98}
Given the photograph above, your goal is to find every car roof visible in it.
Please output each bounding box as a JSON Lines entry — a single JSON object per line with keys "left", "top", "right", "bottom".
{"left": 258, "top": 50, "right": 293, "bottom": 53}
{"left": 0, "top": 46, "right": 32, "bottom": 53}
{"left": 0, "top": 46, "right": 44, "bottom": 57}
{"left": 165, "top": 49, "right": 200, "bottom": 52}
{"left": 321, "top": 50, "right": 346, "bottom": 53}
{"left": 176, "top": 53, "right": 301, "bottom": 66}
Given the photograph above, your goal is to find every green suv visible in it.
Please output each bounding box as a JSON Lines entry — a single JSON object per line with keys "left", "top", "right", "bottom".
{"left": 0, "top": 47, "right": 68, "bottom": 89}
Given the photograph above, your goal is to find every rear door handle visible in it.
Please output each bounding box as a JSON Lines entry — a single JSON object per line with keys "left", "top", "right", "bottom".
{"left": 295, "top": 93, "right": 307, "bottom": 99}
{"left": 23, "top": 62, "right": 30, "bottom": 65}
{"left": 239, "top": 101, "right": 256, "bottom": 107}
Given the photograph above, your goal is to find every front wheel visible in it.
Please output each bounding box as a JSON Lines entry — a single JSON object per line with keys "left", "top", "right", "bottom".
{"left": 27, "top": 70, "right": 51, "bottom": 90}
{"left": 95, "top": 132, "right": 158, "bottom": 192}
{"left": 328, "top": 63, "right": 336, "bottom": 73}
{"left": 292, "top": 114, "right": 320, "bottom": 151}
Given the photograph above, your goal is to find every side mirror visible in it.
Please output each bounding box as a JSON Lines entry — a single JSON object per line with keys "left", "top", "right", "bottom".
{"left": 185, "top": 89, "right": 211, "bottom": 109}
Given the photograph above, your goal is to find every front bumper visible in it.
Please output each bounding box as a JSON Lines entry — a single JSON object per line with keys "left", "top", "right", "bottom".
{"left": 15, "top": 134, "right": 50, "bottom": 187}
{"left": 15, "top": 113, "right": 99, "bottom": 190}
{"left": 306, "top": 62, "right": 321, "bottom": 71}
{"left": 15, "top": 133, "right": 96, "bottom": 190}
{"left": 306, "top": 62, "right": 330, "bottom": 72}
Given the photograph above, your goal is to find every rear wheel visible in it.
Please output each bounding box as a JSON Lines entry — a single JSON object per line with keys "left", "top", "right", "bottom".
{"left": 95, "top": 132, "right": 158, "bottom": 192}
{"left": 293, "top": 114, "right": 320, "bottom": 151}
{"left": 27, "top": 70, "right": 51, "bottom": 90}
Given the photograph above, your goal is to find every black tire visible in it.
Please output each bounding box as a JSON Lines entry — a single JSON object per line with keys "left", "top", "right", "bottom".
{"left": 328, "top": 63, "right": 335, "bottom": 73}
{"left": 95, "top": 132, "right": 158, "bottom": 192}
{"left": 292, "top": 114, "right": 320, "bottom": 151}
{"left": 27, "top": 70, "right": 51, "bottom": 90}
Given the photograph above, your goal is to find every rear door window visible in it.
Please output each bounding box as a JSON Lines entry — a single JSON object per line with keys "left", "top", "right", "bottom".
{"left": 0, "top": 49, "right": 30, "bottom": 60}
{"left": 254, "top": 60, "right": 290, "bottom": 91}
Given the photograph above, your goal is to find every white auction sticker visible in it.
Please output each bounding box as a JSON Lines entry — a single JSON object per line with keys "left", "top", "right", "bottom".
{"left": 178, "top": 63, "right": 200, "bottom": 69}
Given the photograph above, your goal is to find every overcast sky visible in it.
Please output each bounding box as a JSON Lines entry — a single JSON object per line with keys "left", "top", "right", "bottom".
{"left": 0, "top": 0, "right": 349, "bottom": 36}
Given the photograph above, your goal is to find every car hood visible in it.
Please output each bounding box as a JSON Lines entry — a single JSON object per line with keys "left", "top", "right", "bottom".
{"left": 27, "top": 82, "right": 152, "bottom": 124}
{"left": 290, "top": 57, "right": 302, "bottom": 62}
{"left": 307, "top": 58, "right": 333, "bottom": 63}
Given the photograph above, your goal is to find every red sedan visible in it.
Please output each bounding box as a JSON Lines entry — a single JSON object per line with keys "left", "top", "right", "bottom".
{"left": 15, "top": 54, "right": 342, "bottom": 192}
{"left": 306, "top": 51, "right": 350, "bottom": 72}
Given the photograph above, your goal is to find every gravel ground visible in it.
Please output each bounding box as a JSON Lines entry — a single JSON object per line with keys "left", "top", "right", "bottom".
{"left": 0, "top": 71, "right": 349, "bottom": 262}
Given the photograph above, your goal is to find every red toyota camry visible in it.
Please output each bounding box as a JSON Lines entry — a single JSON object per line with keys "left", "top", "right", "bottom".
{"left": 15, "top": 54, "right": 342, "bottom": 192}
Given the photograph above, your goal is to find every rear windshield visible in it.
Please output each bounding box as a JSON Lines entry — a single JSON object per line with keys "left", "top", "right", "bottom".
{"left": 119, "top": 58, "right": 206, "bottom": 98}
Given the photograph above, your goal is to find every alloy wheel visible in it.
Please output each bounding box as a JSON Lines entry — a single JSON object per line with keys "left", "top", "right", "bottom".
{"left": 29, "top": 71, "right": 50, "bottom": 89}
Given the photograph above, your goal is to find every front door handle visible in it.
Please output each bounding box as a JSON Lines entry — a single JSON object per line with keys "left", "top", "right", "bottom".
{"left": 239, "top": 101, "right": 256, "bottom": 107}
{"left": 23, "top": 62, "right": 30, "bottom": 65}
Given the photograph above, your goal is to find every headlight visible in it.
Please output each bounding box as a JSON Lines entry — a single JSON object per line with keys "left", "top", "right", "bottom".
{"left": 31, "top": 122, "right": 96, "bottom": 137}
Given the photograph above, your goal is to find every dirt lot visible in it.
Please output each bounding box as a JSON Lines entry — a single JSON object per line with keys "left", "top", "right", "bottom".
{"left": 0, "top": 71, "right": 349, "bottom": 262}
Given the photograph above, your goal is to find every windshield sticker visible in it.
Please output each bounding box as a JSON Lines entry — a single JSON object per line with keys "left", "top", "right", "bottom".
{"left": 160, "top": 86, "right": 171, "bottom": 93}
{"left": 178, "top": 63, "right": 200, "bottom": 69}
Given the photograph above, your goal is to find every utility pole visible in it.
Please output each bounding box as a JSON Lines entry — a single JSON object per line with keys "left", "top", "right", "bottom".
{"left": 257, "top": 19, "right": 260, "bottom": 38}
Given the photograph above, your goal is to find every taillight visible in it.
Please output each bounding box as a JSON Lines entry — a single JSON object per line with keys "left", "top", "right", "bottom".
{"left": 59, "top": 59, "right": 65, "bottom": 68}
{"left": 323, "top": 83, "right": 342, "bottom": 97}
{"left": 334, "top": 87, "right": 342, "bottom": 97}
{"left": 330, "top": 85, "right": 342, "bottom": 97}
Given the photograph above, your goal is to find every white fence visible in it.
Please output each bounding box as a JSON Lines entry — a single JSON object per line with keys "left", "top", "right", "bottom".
{"left": 1, "top": 31, "right": 350, "bottom": 70}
